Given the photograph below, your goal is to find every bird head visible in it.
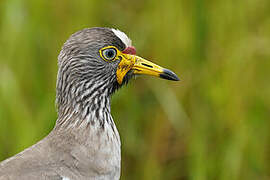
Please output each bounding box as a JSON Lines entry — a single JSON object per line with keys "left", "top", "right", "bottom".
{"left": 56, "top": 27, "right": 179, "bottom": 110}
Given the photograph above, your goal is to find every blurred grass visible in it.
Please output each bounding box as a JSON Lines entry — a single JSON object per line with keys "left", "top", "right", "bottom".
{"left": 0, "top": 0, "right": 270, "bottom": 179}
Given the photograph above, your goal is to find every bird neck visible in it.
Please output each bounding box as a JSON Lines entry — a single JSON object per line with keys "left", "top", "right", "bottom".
{"left": 55, "top": 86, "right": 113, "bottom": 130}
{"left": 53, "top": 85, "right": 121, "bottom": 173}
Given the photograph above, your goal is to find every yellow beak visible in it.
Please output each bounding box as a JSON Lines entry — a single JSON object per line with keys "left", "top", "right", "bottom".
{"left": 116, "top": 53, "right": 179, "bottom": 84}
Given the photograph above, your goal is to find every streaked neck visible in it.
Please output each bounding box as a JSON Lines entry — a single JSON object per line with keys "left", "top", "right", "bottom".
{"left": 55, "top": 86, "right": 112, "bottom": 130}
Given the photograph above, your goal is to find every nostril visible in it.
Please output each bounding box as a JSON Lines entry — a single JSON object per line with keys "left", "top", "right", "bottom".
{"left": 142, "top": 63, "right": 153, "bottom": 68}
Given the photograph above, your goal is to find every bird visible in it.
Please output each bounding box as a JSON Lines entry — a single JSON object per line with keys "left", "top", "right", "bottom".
{"left": 0, "top": 27, "right": 179, "bottom": 180}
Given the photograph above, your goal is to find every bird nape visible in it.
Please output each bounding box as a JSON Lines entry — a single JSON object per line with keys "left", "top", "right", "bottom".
{"left": 0, "top": 27, "right": 179, "bottom": 180}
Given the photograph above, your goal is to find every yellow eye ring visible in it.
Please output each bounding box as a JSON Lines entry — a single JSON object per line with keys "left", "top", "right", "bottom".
{"left": 99, "top": 46, "right": 121, "bottom": 62}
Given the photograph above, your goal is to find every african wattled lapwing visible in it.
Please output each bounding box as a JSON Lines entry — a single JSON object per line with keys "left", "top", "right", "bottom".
{"left": 0, "top": 27, "right": 179, "bottom": 180}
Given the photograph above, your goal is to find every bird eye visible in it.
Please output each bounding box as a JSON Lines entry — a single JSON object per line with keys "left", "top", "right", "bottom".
{"left": 101, "top": 48, "right": 117, "bottom": 61}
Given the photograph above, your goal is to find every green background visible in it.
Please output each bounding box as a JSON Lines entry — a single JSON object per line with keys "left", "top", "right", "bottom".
{"left": 0, "top": 0, "right": 270, "bottom": 179}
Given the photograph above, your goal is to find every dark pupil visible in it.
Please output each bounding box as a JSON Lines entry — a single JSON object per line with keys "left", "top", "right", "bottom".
{"left": 106, "top": 50, "right": 114, "bottom": 58}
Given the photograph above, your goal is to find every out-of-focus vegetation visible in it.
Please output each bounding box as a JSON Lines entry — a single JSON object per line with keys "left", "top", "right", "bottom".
{"left": 0, "top": 0, "right": 270, "bottom": 179}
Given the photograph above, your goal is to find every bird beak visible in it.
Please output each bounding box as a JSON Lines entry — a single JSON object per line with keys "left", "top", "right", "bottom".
{"left": 116, "top": 54, "right": 180, "bottom": 84}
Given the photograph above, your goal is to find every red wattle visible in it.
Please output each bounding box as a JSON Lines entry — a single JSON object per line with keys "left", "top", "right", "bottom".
{"left": 122, "top": 46, "right": 136, "bottom": 55}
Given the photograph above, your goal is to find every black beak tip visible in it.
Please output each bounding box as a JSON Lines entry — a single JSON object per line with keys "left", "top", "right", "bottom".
{"left": 160, "top": 69, "right": 180, "bottom": 81}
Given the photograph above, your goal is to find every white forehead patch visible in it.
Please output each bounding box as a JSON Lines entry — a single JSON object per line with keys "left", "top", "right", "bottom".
{"left": 111, "top": 28, "right": 132, "bottom": 48}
